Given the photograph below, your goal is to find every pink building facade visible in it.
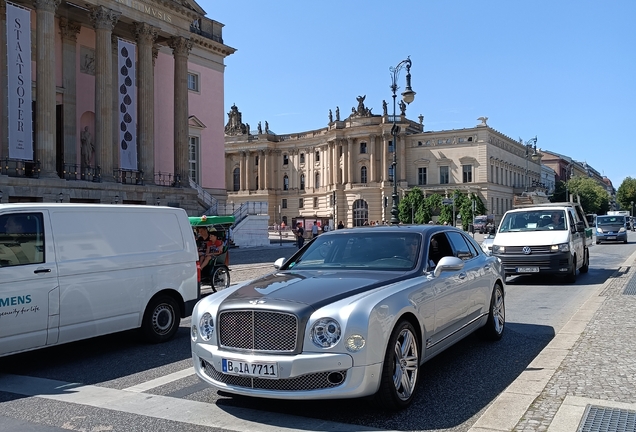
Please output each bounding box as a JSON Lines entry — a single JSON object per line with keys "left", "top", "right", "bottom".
{"left": 0, "top": 0, "right": 233, "bottom": 213}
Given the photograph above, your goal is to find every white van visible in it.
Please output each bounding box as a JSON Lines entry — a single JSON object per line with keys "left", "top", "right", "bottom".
{"left": 0, "top": 204, "right": 199, "bottom": 357}
{"left": 491, "top": 202, "right": 591, "bottom": 283}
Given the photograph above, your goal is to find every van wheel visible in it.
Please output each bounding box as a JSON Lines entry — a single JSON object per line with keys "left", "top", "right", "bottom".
{"left": 212, "top": 266, "right": 230, "bottom": 291}
{"left": 373, "top": 320, "right": 419, "bottom": 410}
{"left": 141, "top": 295, "right": 180, "bottom": 343}
{"left": 580, "top": 249, "right": 589, "bottom": 274}
{"left": 565, "top": 256, "right": 577, "bottom": 283}
{"left": 481, "top": 283, "right": 505, "bottom": 340}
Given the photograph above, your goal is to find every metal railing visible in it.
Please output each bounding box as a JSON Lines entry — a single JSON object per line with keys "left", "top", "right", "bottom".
{"left": 114, "top": 169, "right": 144, "bottom": 185}
{"left": 154, "top": 172, "right": 182, "bottom": 187}
{"left": 189, "top": 178, "right": 219, "bottom": 215}
{"left": 0, "top": 158, "right": 41, "bottom": 178}
{"left": 63, "top": 163, "right": 101, "bottom": 182}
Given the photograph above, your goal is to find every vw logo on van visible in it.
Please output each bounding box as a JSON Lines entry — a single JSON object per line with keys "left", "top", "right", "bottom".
{"left": 522, "top": 246, "right": 532, "bottom": 255}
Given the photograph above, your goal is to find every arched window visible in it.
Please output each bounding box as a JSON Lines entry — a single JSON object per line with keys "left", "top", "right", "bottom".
{"left": 283, "top": 174, "right": 289, "bottom": 191}
{"left": 353, "top": 199, "right": 369, "bottom": 227}
{"left": 360, "top": 166, "right": 367, "bottom": 184}
{"left": 233, "top": 167, "right": 240, "bottom": 191}
{"left": 315, "top": 172, "right": 320, "bottom": 188}
{"left": 300, "top": 174, "right": 305, "bottom": 190}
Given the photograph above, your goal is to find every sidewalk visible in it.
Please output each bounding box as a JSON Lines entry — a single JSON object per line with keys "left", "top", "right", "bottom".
{"left": 470, "top": 248, "right": 636, "bottom": 432}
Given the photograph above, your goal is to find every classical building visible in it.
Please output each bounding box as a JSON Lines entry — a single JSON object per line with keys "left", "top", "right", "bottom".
{"left": 224, "top": 100, "right": 546, "bottom": 228}
{"left": 0, "top": 0, "right": 233, "bottom": 211}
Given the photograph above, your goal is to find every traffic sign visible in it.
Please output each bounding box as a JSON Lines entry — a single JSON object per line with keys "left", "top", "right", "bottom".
{"left": 442, "top": 199, "right": 454, "bottom": 205}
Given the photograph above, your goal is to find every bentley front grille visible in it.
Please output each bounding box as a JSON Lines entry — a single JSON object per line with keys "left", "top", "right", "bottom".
{"left": 219, "top": 310, "right": 298, "bottom": 353}
{"left": 202, "top": 359, "right": 346, "bottom": 391}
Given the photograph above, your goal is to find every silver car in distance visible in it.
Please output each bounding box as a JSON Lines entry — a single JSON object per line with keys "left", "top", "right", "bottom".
{"left": 191, "top": 225, "right": 506, "bottom": 410}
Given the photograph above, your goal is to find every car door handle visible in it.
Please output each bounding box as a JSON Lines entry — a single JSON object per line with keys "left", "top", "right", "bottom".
{"left": 459, "top": 272, "right": 467, "bottom": 279}
{"left": 34, "top": 268, "right": 52, "bottom": 274}
{"left": 483, "top": 264, "right": 490, "bottom": 270}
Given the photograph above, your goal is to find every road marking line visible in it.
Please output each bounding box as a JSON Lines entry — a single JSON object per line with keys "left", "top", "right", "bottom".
{"left": 0, "top": 373, "right": 390, "bottom": 432}
{"left": 123, "top": 367, "right": 195, "bottom": 393}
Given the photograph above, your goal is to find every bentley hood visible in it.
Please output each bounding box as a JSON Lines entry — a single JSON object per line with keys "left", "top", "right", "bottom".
{"left": 219, "top": 270, "right": 407, "bottom": 312}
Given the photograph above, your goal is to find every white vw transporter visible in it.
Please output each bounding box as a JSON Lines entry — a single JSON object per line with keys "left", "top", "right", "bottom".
{"left": 491, "top": 202, "right": 592, "bottom": 283}
{"left": 0, "top": 203, "right": 199, "bottom": 357}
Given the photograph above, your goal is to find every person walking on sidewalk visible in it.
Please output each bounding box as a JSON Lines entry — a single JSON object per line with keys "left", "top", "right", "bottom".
{"left": 295, "top": 223, "right": 305, "bottom": 249}
{"left": 311, "top": 223, "right": 318, "bottom": 238}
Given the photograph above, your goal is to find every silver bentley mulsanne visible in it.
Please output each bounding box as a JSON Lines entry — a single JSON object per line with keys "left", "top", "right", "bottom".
{"left": 191, "top": 225, "right": 505, "bottom": 410}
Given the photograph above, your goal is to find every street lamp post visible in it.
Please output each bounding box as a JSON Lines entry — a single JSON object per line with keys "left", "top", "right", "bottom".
{"left": 524, "top": 136, "right": 539, "bottom": 192}
{"left": 389, "top": 57, "right": 416, "bottom": 225}
{"left": 631, "top": 201, "right": 634, "bottom": 217}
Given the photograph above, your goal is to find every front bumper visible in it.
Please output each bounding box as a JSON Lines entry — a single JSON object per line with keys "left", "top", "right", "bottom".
{"left": 596, "top": 232, "right": 627, "bottom": 242}
{"left": 494, "top": 250, "right": 573, "bottom": 275}
{"left": 192, "top": 342, "right": 382, "bottom": 400}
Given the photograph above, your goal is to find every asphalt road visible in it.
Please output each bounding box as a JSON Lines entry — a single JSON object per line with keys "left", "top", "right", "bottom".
{"left": 1, "top": 232, "right": 634, "bottom": 432}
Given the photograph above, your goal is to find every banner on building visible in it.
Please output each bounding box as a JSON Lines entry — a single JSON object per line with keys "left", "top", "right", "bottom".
{"left": 6, "top": 2, "right": 33, "bottom": 160}
{"left": 117, "top": 38, "right": 138, "bottom": 170}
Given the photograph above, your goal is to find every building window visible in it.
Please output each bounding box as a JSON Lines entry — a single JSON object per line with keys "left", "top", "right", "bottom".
{"left": 440, "top": 166, "right": 449, "bottom": 184}
{"left": 418, "top": 167, "right": 427, "bottom": 185}
{"left": 315, "top": 151, "right": 320, "bottom": 162}
{"left": 233, "top": 167, "right": 240, "bottom": 191}
{"left": 299, "top": 198, "right": 304, "bottom": 208}
{"left": 255, "top": 176, "right": 259, "bottom": 190}
{"left": 282, "top": 198, "right": 287, "bottom": 209}
{"left": 339, "top": 145, "right": 343, "bottom": 156}
{"left": 418, "top": 141, "right": 422, "bottom": 146}
{"left": 283, "top": 154, "right": 289, "bottom": 165}
{"left": 462, "top": 165, "right": 472, "bottom": 183}
{"left": 360, "top": 142, "right": 367, "bottom": 154}
{"left": 300, "top": 174, "right": 305, "bottom": 190}
{"left": 313, "top": 197, "right": 318, "bottom": 208}
{"left": 315, "top": 172, "right": 320, "bottom": 188}
{"left": 188, "top": 136, "right": 199, "bottom": 183}
{"left": 360, "top": 166, "right": 367, "bottom": 184}
{"left": 388, "top": 140, "right": 394, "bottom": 153}
{"left": 388, "top": 166, "right": 395, "bottom": 183}
{"left": 255, "top": 155, "right": 259, "bottom": 166}
{"left": 187, "top": 73, "right": 199, "bottom": 91}
{"left": 300, "top": 153, "right": 305, "bottom": 163}
{"left": 352, "top": 199, "right": 369, "bottom": 227}
{"left": 283, "top": 175, "right": 289, "bottom": 190}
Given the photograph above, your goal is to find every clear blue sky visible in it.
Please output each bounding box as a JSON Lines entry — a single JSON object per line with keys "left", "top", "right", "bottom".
{"left": 198, "top": 1, "right": 635, "bottom": 188}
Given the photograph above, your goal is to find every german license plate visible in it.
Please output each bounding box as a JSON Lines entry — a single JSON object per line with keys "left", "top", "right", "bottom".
{"left": 607, "top": 236, "right": 616, "bottom": 240}
{"left": 517, "top": 267, "right": 539, "bottom": 273}
{"left": 222, "top": 358, "right": 278, "bottom": 378}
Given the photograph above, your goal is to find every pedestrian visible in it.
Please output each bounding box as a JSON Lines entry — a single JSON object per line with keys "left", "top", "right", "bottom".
{"left": 296, "top": 223, "right": 305, "bottom": 249}
{"left": 337, "top": 220, "right": 344, "bottom": 229}
{"left": 311, "top": 223, "right": 318, "bottom": 238}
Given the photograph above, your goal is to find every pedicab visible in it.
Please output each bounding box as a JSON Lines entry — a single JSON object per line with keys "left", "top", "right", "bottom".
{"left": 189, "top": 215, "right": 234, "bottom": 292}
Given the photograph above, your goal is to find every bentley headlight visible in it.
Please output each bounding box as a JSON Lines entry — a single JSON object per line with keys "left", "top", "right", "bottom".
{"left": 492, "top": 245, "right": 505, "bottom": 254}
{"left": 345, "top": 334, "right": 366, "bottom": 352}
{"left": 198, "top": 312, "right": 214, "bottom": 341}
{"left": 311, "top": 318, "right": 341, "bottom": 348}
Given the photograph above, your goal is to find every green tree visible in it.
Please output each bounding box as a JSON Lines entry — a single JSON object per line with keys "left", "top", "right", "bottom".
{"left": 424, "top": 193, "right": 443, "bottom": 223}
{"left": 398, "top": 188, "right": 425, "bottom": 223}
{"left": 616, "top": 177, "right": 636, "bottom": 213}
{"left": 566, "top": 177, "right": 610, "bottom": 215}
{"left": 551, "top": 180, "right": 567, "bottom": 203}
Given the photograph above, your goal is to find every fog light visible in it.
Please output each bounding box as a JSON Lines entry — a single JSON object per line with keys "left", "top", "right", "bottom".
{"left": 345, "top": 334, "right": 366, "bottom": 352}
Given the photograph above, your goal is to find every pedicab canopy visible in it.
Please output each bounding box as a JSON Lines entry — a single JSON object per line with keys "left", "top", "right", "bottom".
{"left": 189, "top": 215, "right": 235, "bottom": 229}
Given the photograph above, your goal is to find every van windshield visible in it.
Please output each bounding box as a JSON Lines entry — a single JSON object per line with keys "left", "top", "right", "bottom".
{"left": 499, "top": 210, "right": 567, "bottom": 232}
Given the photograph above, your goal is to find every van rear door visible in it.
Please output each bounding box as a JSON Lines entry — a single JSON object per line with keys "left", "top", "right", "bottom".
{"left": 0, "top": 210, "right": 59, "bottom": 356}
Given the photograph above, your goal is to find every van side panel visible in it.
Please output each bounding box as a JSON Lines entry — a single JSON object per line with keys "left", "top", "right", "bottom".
{"left": 49, "top": 208, "right": 197, "bottom": 344}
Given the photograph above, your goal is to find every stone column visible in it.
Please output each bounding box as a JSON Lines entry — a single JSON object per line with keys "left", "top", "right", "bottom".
{"left": 263, "top": 150, "right": 269, "bottom": 190}
{"left": 34, "top": 0, "right": 61, "bottom": 177}
{"left": 399, "top": 135, "right": 406, "bottom": 182}
{"left": 245, "top": 151, "right": 251, "bottom": 190}
{"left": 330, "top": 141, "right": 336, "bottom": 186}
{"left": 89, "top": 6, "right": 120, "bottom": 182}
{"left": 382, "top": 134, "right": 389, "bottom": 182}
{"left": 59, "top": 18, "right": 81, "bottom": 172}
{"left": 133, "top": 23, "right": 158, "bottom": 184}
{"left": 369, "top": 134, "right": 376, "bottom": 183}
{"left": 346, "top": 138, "right": 352, "bottom": 184}
{"left": 259, "top": 150, "right": 266, "bottom": 190}
{"left": 0, "top": 0, "right": 7, "bottom": 161}
{"left": 168, "top": 36, "right": 192, "bottom": 187}
{"left": 111, "top": 35, "right": 119, "bottom": 175}
{"left": 240, "top": 151, "right": 246, "bottom": 191}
